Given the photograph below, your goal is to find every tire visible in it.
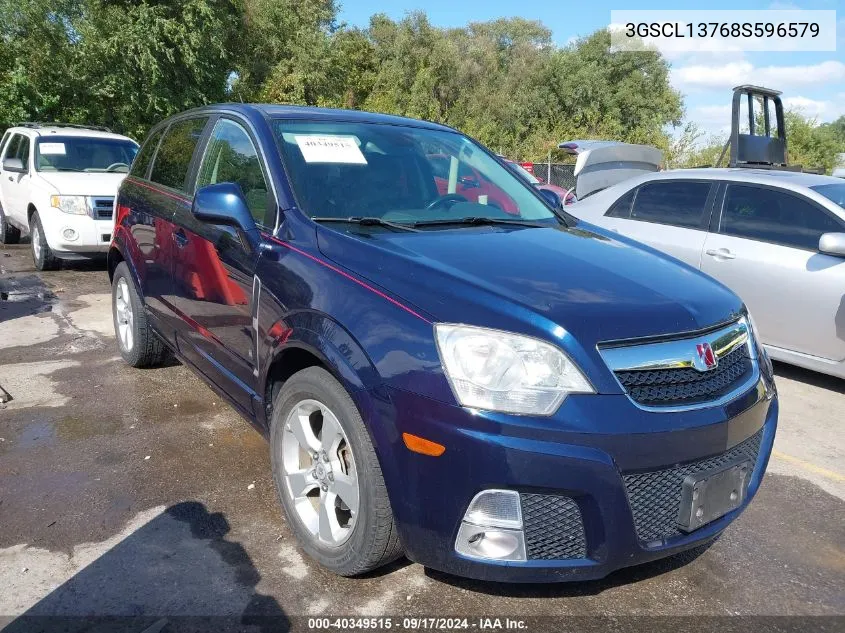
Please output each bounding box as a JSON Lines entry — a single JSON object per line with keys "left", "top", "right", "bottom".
{"left": 0, "top": 205, "right": 21, "bottom": 244}
{"left": 29, "top": 211, "right": 60, "bottom": 270}
{"left": 270, "top": 367, "right": 403, "bottom": 576}
{"left": 111, "top": 261, "right": 168, "bottom": 367}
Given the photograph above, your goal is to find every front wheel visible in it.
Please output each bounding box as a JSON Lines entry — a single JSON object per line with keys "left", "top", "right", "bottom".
{"left": 30, "top": 211, "right": 59, "bottom": 270}
{"left": 270, "top": 367, "right": 403, "bottom": 576}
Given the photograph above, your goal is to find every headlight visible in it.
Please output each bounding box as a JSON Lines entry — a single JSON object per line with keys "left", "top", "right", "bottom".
{"left": 50, "top": 195, "right": 88, "bottom": 215}
{"left": 434, "top": 324, "right": 594, "bottom": 415}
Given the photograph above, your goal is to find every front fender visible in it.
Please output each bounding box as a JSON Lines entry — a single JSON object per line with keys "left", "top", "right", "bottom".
{"left": 257, "top": 309, "right": 382, "bottom": 424}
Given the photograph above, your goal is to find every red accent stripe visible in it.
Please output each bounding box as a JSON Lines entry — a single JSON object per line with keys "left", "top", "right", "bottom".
{"left": 126, "top": 177, "right": 192, "bottom": 205}
{"left": 261, "top": 232, "right": 432, "bottom": 324}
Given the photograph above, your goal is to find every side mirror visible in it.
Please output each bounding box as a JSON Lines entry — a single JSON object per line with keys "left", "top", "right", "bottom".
{"left": 3, "top": 157, "right": 25, "bottom": 173}
{"left": 819, "top": 232, "right": 845, "bottom": 258}
{"left": 538, "top": 188, "right": 561, "bottom": 209}
{"left": 192, "top": 182, "right": 258, "bottom": 236}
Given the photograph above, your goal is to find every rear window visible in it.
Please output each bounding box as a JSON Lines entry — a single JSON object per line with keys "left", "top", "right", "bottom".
{"left": 630, "top": 181, "right": 712, "bottom": 229}
{"left": 605, "top": 189, "right": 635, "bottom": 218}
{"left": 149, "top": 117, "right": 209, "bottom": 192}
{"left": 130, "top": 128, "right": 164, "bottom": 179}
{"left": 810, "top": 183, "right": 845, "bottom": 210}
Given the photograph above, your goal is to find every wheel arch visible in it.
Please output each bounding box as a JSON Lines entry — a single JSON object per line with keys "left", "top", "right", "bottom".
{"left": 108, "top": 233, "right": 145, "bottom": 301}
{"left": 259, "top": 313, "right": 382, "bottom": 431}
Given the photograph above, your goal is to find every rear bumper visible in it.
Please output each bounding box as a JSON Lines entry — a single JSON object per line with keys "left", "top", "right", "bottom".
{"left": 368, "top": 378, "right": 777, "bottom": 583}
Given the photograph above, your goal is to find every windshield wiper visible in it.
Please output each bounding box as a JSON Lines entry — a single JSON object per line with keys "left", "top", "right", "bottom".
{"left": 412, "top": 217, "right": 550, "bottom": 229}
{"left": 313, "top": 216, "right": 420, "bottom": 232}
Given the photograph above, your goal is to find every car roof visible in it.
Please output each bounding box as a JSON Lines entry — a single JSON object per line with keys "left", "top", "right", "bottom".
{"left": 175, "top": 103, "right": 458, "bottom": 133}
{"left": 8, "top": 126, "right": 136, "bottom": 143}
{"left": 645, "top": 167, "right": 844, "bottom": 189}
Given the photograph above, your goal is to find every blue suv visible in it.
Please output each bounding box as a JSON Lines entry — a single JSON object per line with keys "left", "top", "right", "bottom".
{"left": 109, "top": 105, "right": 777, "bottom": 582}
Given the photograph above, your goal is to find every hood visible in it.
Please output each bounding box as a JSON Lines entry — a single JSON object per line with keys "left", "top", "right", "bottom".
{"left": 36, "top": 171, "right": 128, "bottom": 197}
{"left": 316, "top": 221, "right": 743, "bottom": 346}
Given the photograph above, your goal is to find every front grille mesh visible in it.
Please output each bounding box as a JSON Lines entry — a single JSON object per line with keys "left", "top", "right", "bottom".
{"left": 622, "top": 428, "right": 764, "bottom": 542}
{"left": 521, "top": 494, "right": 587, "bottom": 560}
{"left": 615, "top": 344, "right": 752, "bottom": 407}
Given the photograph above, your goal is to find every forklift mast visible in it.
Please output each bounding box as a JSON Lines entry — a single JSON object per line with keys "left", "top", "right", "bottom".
{"left": 716, "top": 85, "right": 789, "bottom": 169}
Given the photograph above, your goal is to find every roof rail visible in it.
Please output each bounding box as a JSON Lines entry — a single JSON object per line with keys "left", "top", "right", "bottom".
{"left": 14, "top": 122, "right": 113, "bottom": 133}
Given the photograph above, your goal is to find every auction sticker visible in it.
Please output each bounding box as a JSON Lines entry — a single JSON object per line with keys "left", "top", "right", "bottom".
{"left": 295, "top": 135, "right": 367, "bottom": 164}
{"left": 38, "top": 143, "right": 66, "bottom": 155}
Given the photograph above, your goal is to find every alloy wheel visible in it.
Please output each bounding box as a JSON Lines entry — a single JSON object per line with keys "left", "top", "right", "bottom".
{"left": 114, "top": 278, "right": 134, "bottom": 352}
{"left": 32, "top": 224, "right": 41, "bottom": 260}
{"left": 281, "top": 399, "right": 360, "bottom": 547}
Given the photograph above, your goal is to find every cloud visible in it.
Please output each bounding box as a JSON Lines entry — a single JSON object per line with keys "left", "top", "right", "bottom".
{"left": 671, "top": 60, "right": 845, "bottom": 91}
{"left": 782, "top": 96, "right": 845, "bottom": 121}
{"left": 687, "top": 105, "right": 733, "bottom": 135}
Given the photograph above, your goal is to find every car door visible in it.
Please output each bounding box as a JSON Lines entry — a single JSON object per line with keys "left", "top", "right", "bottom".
{"left": 598, "top": 179, "right": 716, "bottom": 269}
{"left": 125, "top": 118, "right": 211, "bottom": 338}
{"left": 170, "top": 117, "right": 274, "bottom": 414}
{"left": 701, "top": 182, "right": 845, "bottom": 361}
{"left": 0, "top": 134, "right": 33, "bottom": 228}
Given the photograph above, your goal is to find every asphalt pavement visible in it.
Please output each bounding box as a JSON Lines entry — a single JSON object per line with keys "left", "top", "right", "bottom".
{"left": 0, "top": 243, "right": 842, "bottom": 632}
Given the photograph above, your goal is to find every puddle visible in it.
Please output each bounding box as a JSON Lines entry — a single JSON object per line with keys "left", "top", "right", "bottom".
{"left": 0, "top": 275, "right": 56, "bottom": 321}
{"left": 56, "top": 415, "right": 121, "bottom": 441}
{"left": 15, "top": 420, "right": 56, "bottom": 450}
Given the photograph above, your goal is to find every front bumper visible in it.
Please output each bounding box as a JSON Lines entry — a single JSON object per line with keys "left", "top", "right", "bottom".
{"left": 39, "top": 205, "right": 113, "bottom": 255}
{"left": 369, "top": 377, "right": 777, "bottom": 583}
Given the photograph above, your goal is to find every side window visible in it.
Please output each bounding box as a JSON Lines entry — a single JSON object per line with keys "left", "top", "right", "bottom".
{"left": 130, "top": 128, "right": 164, "bottom": 179}
{"left": 0, "top": 131, "right": 10, "bottom": 158}
{"left": 18, "top": 136, "right": 30, "bottom": 166}
{"left": 149, "top": 117, "right": 209, "bottom": 192}
{"left": 721, "top": 184, "right": 843, "bottom": 251}
{"left": 196, "top": 119, "right": 271, "bottom": 226}
{"left": 4, "top": 134, "right": 30, "bottom": 166}
{"left": 630, "top": 181, "right": 712, "bottom": 229}
{"left": 605, "top": 188, "right": 635, "bottom": 218}
{"left": 2, "top": 134, "right": 21, "bottom": 160}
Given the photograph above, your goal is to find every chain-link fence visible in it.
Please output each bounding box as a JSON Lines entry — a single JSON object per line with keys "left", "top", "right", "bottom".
{"left": 530, "top": 163, "right": 576, "bottom": 190}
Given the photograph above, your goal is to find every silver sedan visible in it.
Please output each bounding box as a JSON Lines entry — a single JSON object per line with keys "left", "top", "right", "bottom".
{"left": 569, "top": 168, "right": 845, "bottom": 379}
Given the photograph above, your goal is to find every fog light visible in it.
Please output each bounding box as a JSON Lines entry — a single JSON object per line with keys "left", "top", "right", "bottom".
{"left": 455, "top": 523, "right": 526, "bottom": 561}
{"left": 455, "top": 490, "right": 527, "bottom": 561}
{"left": 62, "top": 228, "right": 78, "bottom": 241}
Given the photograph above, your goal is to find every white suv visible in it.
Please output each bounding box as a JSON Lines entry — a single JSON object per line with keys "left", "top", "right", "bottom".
{"left": 0, "top": 123, "right": 139, "bottom": 270}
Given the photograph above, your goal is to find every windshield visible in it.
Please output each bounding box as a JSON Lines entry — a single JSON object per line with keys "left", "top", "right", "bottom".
{"left": 505, "top": 160, "right": 540, "bottom": 184}
{"left": 271, "top": 120, "right": 558, "bottom": 226}
{"left": 35, "top": 136, "right": 139, "bottom": 173}
{"left": 811, "top": 183, "right": 845, "bottom": 210}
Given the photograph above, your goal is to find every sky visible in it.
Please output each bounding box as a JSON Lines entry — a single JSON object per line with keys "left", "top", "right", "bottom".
{"left": 337, "top": 0, "right": 845, "bottom": 138}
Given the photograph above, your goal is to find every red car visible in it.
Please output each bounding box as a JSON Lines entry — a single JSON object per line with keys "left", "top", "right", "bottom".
{"left": 428, "top": 154, "right": 519, "bottom": 214}
{"left": 500, "top": 157, "right": 576, "bottom": 206}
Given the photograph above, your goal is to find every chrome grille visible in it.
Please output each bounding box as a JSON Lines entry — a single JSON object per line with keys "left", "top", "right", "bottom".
{"left": 616, "top": 344, "right": 752, "bottom": 406}
{"left": 91, "top": 197, "right": 114, "bottom": 220}
{"left": 622, "top": 428, "right": 764, "bottom": 542}
{"left": 600, "top": 318, "right": 758, "bottom": 410}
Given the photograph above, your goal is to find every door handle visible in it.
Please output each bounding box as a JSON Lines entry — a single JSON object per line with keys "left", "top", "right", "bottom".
{"left": 705, "top": 248, "right": 736, "bottom": 260}
{"left": 173, "top": 230, "right": 189, "bottom": 248}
